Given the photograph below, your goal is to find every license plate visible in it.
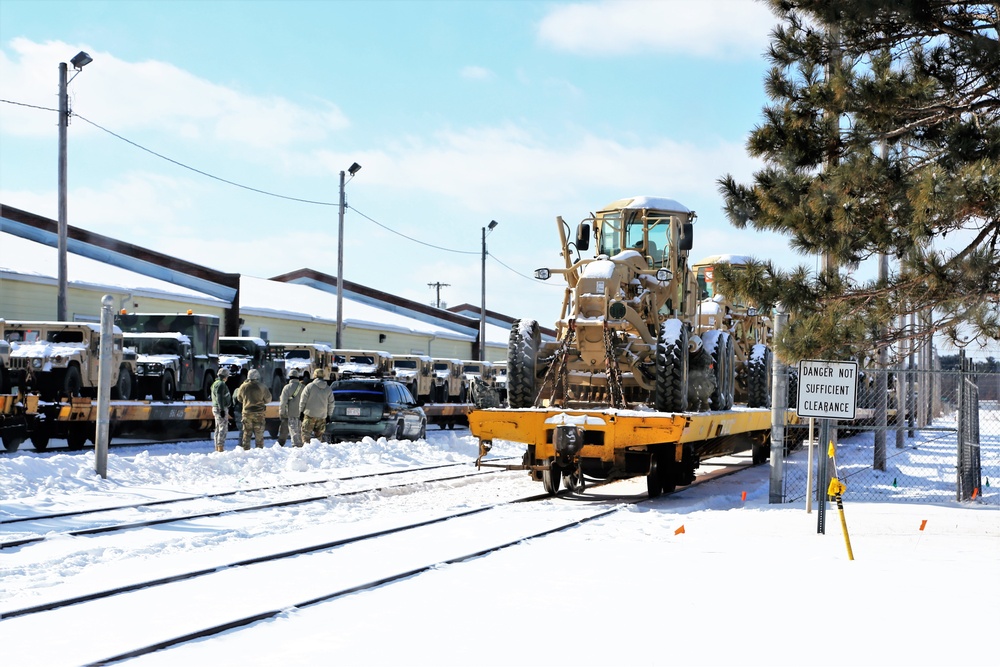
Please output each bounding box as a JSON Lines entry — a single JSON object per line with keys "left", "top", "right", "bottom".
{"left": 346, "top": 407, "right": 361, "bottom": 416}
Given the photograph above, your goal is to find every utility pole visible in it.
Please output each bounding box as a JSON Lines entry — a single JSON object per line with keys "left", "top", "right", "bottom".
{"left": 427, "top": 282, "right": 450, "bottom": 308}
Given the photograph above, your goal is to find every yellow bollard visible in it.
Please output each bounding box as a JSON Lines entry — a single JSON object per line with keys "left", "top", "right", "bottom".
{"left": 828, "top": 476, "right": 854, "bottom": 560}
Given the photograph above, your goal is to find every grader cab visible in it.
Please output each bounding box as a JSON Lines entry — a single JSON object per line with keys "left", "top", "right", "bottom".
{"left": 509, "top": 196, "right": 736, "bottom": 413}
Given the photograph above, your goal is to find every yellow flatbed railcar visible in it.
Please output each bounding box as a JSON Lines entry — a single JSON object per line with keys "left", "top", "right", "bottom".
{"left": 0, "top": 395, "right": 286, "bottom": 452}
{"left": 469, "top": 406, "right": 798, "bottom": 496}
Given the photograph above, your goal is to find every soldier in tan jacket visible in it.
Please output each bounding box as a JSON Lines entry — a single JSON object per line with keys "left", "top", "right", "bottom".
{"left": 233, "top": 368, "right": 272, "bottom": 449}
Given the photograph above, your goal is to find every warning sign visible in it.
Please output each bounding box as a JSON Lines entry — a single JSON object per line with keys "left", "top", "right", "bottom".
{"left": 795, "top": 359, "right": 858, "bottom": 420}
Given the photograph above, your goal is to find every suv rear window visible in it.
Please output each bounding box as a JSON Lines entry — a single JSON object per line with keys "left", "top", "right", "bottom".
{"left": 332, "top": 381, "right": 386, "bottom": 402}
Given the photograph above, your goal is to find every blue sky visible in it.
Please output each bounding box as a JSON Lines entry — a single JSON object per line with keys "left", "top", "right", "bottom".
{"left": 3, "top": 1, "right": 808, "bottom": 327}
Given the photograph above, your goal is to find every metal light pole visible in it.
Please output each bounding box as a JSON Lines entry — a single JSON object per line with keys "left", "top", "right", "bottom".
{"left": 57, "top": 51, "right": 93, "bottom": 322}
{"left": 480, "top": 220, "right": 499, "bottom": 361}
{"left": 335, "top": 162, "right": 361, "bottom": 348}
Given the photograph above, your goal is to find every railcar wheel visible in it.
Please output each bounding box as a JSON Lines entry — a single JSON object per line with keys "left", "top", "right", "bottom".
{"left": 507, "top": 319, "right": 541, "bottom": 409}
{"left": 746, "top": 344, "right": 772, "bottom": 408}
{"left": 30, "top": 434, "right": 50, "bottom": 451}
{"left": 2, "top": 426, "right": 26, "bottom": 452}
{"left": 542, "top": 458, "right": 562, "bottom": 495}
{"left": 655, "top": 321, "right": 689, "bottom": 412}
{"left": 646, "top": 456, "right": 663, "bottom": 498}
{"left": 67, "top": 427, "right": 88, "bottom": 450}
{"left": 563, "top": 468, "right": 585, "bottom": 493}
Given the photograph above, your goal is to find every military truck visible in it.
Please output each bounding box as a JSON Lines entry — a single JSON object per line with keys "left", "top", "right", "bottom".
{"left": 219, "top": 336, "right": 286, "bottom": 396}
{"left": 391, "top": 354, "right": 434, "bottom": 404}
{"left": 492, "top": 360, "right": 508, "bottom": 406}
{"left": 333, "top": 349, "right": 393, "bottom": 379}
{"left": 117, "top": 312, "right": 219, "bottom": 401}
{"left": 692, "top": 255, "right": 774, "bottom": 408}
{"left": 513, "top": 195, "right": 733, "bottom": 413}
{"left": 3, "top": 321, "right": 137, "bottom": 401}
{"left": 273, "top": 342, "right": 336, "bottom": 383}
{"left": 0, "top": 336, "right": 10, "bottom": 394}
{"left": 430, "top": 358, "right": 467, "bottom": 403}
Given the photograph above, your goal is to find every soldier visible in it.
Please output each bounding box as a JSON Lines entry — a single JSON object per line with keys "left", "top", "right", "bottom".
{"left": 278, "top": 368, "right": 305, "bottom": 447}
{"left": 233, "top": 368, "right": 272, "bottom": 449}
{"left": 211, "top": 367, "right": 232, "bottom": 452}
{"left": 299, "top": 368, "right": 334, "bottom": 443}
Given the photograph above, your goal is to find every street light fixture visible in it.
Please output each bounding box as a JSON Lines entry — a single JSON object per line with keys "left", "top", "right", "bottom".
{"left": 57, "top": 51, "right": 93, "bottom": 321}
{"left": 336, "top": 162, "right": 361, "bottom": 348}
{"left": 480, "top": 220, "right": 499, "bottom": 361}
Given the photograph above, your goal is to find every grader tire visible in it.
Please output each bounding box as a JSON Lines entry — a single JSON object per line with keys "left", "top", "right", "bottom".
{"left": 655, "top": 321, "right": 688, "bottom": 413}
{"left": 507, "top": 319, "right": 540, "bottom": 409}
{"left": 702, "top": 330, "right": 735, "bottom": 411}
{"left": 747, "top": 344, "right": 772, "bottom": 408}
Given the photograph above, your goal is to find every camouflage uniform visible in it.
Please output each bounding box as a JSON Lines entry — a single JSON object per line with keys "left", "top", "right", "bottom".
{"left": 299, "top": 371, "right": 334, "bottom": 443}
{"left": 211, "top": 372, "right": 233, "bottom": 452}
{"left": 278, "top": 375, "right": 304, "bottom": 447}
{"left": 233, "top": 369, "right": 272, "bottom": 449}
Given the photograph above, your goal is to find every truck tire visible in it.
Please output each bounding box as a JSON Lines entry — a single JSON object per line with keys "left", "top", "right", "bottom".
{"left": 158, "top": 371, "right": 176, "bottom": 401}
{"left": 746, "top": 344, "right": 772, "bottom": 408}
{"left": 198, "top": 371, "right": 215, "bottom": 401}
{"left": 655, "top": 321, "right": 688, "bottom": 413}
{"left": 507, "top": 319, "right": 540, "bottom": 409}
{"left": 113, "top": 366, "right": 134, "bottom": 400}
{"left": 62, "top": 365, "right": 83, "bottom": 400}
{"left": 702, "top": 330, "right": 735, "bottom": 410}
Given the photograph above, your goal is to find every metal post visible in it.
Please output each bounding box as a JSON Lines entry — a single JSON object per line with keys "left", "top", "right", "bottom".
{"left": 57, "top": 61, "right": 69, "bottom": 321}
{"left": 336, "top": 169, "right": 345, "bottom": 349}
{"left": 95, "top": 295, "right": 114, "bottom": 479}
{"left": 480, "top": 225, "right": 487, "bottom": 361}
{"left": 817, "top": 418, "right": 830, "bottom": 534}
{"left": 768, "top": 303, "right": 788, "bottom": 503}
{"left": 874, "top": 250, "right": 888, "bottom": 470}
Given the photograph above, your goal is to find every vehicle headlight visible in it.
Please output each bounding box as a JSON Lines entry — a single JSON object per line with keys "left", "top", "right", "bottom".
{"left": 32, "top": 358, "right": 43, "bottom": 369}
{"left": 136, "top": 366, "right": 145, "bottom": 375}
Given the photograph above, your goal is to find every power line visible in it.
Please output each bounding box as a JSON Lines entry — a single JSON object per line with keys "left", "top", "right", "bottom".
{"left": 1, "top": 97, "right": 553, "bottom": 286}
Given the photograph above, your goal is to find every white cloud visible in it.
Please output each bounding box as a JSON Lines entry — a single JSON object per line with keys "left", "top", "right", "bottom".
{"left": 537, "top": 0, "right": 775, "bottom": 59}
{"left": 460, "top": 65, "right": 493, "bottom": 80}
{"left": 327, "top": 124, "right": 758, "bottom": 218}
{"left": 0, "top": 38, "right": 349, "bottom": 149}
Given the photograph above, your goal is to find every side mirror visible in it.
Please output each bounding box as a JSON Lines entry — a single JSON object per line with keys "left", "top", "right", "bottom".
{"left": 576, "top": 223, "right": 591, "bottom": 251}
{"left": 679, "top": 223, "right": 694, "bottom": 251}
{"left": 534, "top": 268, "right": 551, "bottom": 280}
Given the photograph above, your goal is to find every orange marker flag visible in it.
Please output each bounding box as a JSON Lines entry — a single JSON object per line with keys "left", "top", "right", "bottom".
{"left": 972, "top": 488, "right": 979, "bottom": 500}
{"left": 919, "top": 520, "right": 928, "bottom": 531}
{"left": 741, "top": 491, "right": 747, "bottom": 502}
{"left": 674, "top": 525, "right": 686, "bottom": 535}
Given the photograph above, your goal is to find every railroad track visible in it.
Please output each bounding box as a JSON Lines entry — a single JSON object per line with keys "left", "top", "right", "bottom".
{"left": 0, "top": 458, "right": 521, "bottom": 549}
{"left": 1, "top": 458, "right": 754, "bottom": 666}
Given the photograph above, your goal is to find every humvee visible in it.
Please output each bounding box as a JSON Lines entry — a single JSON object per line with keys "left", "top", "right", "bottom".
{"left": 3, "top": 321, "right": 137, "bottom": 401}
{"left": 391, "top": 354, "right": 434, "bottom": 404}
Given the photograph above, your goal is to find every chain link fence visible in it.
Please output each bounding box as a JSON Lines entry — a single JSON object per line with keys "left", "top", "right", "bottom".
{"left": 779, "top": 366, "right": 1000, "bottom": 506}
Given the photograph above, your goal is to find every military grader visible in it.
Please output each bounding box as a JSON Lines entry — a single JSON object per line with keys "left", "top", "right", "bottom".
{"left": 507, "top": 196, "right": 736, "bottom": 413}
{"left": 691, "top": 255, "right": 774, "bottom": 408}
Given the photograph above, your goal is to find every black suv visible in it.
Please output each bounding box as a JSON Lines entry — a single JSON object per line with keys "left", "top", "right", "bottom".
{"left": 326, "top": 379, "right": 427, "bottom": 442}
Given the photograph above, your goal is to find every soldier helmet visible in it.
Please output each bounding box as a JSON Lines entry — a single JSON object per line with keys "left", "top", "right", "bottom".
{"left": 218, "top": 367, "right": 231, "bottom": 378}
{"left": 288, "top": 368, "right": 302, "bottom": 379}
{"left": 248, "top": 368, "right": 262, "bottom": 381}
{"left": 313, "top": 368, "right": 326, "bottom": 379}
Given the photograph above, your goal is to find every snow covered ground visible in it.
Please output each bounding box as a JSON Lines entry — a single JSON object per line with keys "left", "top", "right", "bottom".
{"left": 1, "top": 424, "right": 997, "bottom": 667}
